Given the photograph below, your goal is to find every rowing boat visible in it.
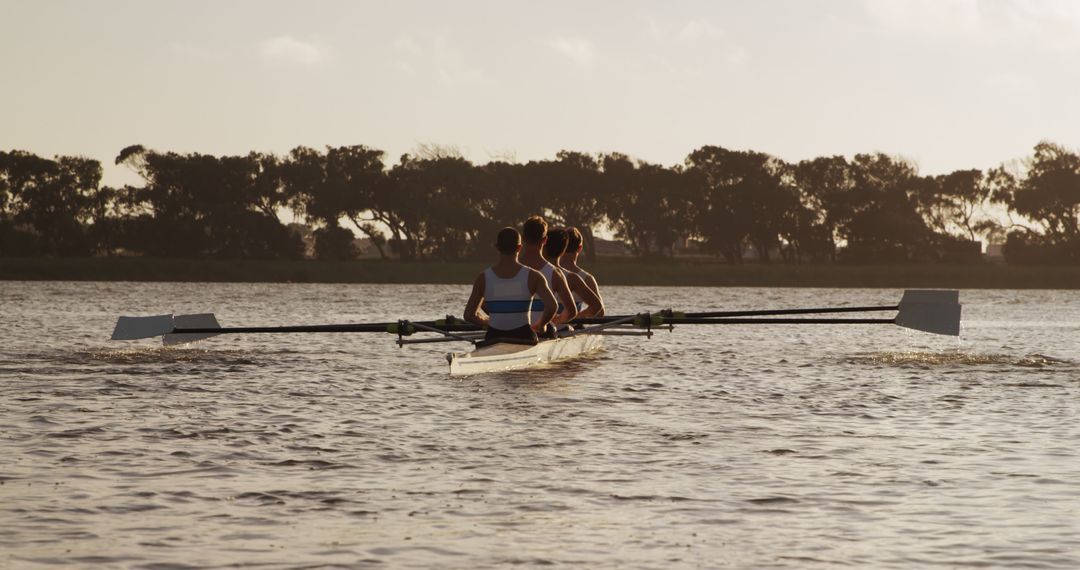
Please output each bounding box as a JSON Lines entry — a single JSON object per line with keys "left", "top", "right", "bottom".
{"left": 108, "top": 289, "right": 963, "bottom": 376}
{"left": 448, "top": 333, "right": 604, "bottom": 375}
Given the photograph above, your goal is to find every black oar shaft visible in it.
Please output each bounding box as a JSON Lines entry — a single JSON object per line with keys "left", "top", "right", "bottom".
{"left": 173, "top": 323, "right": 481, "bottom": 334}
{"left": 575, "top": 305, "right": 900, "bottom": 325}
{"left": 662, "top": 317, "right": 896, "bottom": 325}
{"left": 683, "top": 305, "right": 899, "bottom": 318}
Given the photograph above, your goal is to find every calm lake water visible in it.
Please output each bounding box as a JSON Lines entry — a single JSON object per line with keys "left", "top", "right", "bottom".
{"left": 1, "top": 281, "right": 1078, "bottom": 569}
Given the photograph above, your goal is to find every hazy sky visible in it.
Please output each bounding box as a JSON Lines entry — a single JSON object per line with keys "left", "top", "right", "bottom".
{"left": 2, "top": 0, "right": 1078, "bottom": 186}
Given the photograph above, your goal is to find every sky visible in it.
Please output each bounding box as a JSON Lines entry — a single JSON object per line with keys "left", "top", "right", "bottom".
{"left": 2, "top": 0, "right": 1079, "bottom": 187}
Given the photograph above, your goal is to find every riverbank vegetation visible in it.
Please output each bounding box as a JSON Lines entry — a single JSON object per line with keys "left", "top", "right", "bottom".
{"left": 3, "top": 257, "right": 1078, "bottom": 289}
{"left": 1, "top": 141, "right": 1078, "bottom": 266}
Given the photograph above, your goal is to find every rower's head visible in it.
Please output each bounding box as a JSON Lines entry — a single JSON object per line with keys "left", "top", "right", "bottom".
{"left": 522, "top": 215, "right": 548, "bottom": 247}
{"left": 543, "top": 228, "right": 569, "bottom": 260}
{"left": 495, "top": 227, "right": 522, "bottom": 256}
{"left": 566, "top": 227, "right": 584, "bottom": 253}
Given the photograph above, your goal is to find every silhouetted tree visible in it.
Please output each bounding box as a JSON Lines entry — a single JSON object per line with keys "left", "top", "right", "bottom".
{"left": 685, "top": 146, "right": 792, "bottom": 263}
{"left": 792, "top": 156, "right": 852, "bottom": 261}
{"left": 601, "top": 154, "right": 692, "bottom": 257}
{"left": 116, "top": 146, "right": 302, "bottom": 258}
{"left": 281, "top": 145, "right": 390, "bottom": 259}
{"left": 387, "top": 154, "right": 478, "bottom": 260}
{"left": 525, "top": 151, "right": 606, "bottom": 260}
{"left": 0, "top": 150, "right": 103, "bottom": 255}
{"left": 990, "top": 141, "right": 1080, "bottom": 262}
{"left": 838, "top": 153, "right": 932, "bottom": 262}
{"left": 312, "top": 225, "right": 358, "bottom": 260}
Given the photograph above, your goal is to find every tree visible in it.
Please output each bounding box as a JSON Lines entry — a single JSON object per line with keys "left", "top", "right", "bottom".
{"left": 601, "top": 154, "right": 692, "bottom": 257}
{"left": 792, "top": 156, "right": 852, "bottom": 261}
{"left": 916, "top": 168, "right": 996, "bottom": 243}
{"left": 387, "top": 154, "right": 479, "bottom": 260}
{"left": 685, "top": 146, "right": 792, "bottom": 263}
{"left": 524, "top": 151, "right": 606, "bottom": 260}
{"left": 0, "top": 150, "right": 103, "bottom": 255}
{"left": 282, "top": 145, "right": 390, "bottom": 259}
{"left": 837, "top": 153, "right": 932, "bottom": 262}
{"left": 116, "top": 146, "right": 303, "bottom": 258}
{"left": 989, "top": 141, "right": 1080, "bottom": 261}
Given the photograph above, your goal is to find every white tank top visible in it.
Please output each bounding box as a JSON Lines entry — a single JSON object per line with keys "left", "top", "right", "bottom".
{"left": 482, "top": 267, "right": 533, "bottom": 331}
{"left": 531, "top": 263, "right": 561, "bottom": 313}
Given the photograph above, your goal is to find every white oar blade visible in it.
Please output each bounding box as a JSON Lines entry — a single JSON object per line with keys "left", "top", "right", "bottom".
{"left": 163, "top": 313, "right": 221, "bottom": 346}
{"left": 895, "top": 289, "right": 962, "bottom": 336}
{"left": 900, "top": 289, "right": 959, "bottom": 305}
{"left": 111, "top": 314, "right": 175, "bottom": 341}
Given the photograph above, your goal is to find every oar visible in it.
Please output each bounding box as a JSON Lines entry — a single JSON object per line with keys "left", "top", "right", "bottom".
{"left": 576, "top": 289, "right": 961, "bottom": 336}
{"left": 111, "top": 314, "right": 482, "bottom": 346}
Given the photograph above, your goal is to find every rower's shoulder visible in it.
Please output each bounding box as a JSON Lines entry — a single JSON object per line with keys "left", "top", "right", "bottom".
{"left": 472, "top": 270, "right": 487, "bottom": 288}
{"left": 523, "top": 265, "right": 544, "bottom": 278}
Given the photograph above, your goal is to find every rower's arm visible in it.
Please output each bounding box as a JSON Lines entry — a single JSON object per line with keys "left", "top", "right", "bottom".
{"left": 550, "top": 270, "right": 578, "bottom": 326}
{"left": 463, "top": 273, "right": 489, "bottom": 328}
{"left": 584, "top": 274, "right": 603, "bottom": 317}
{"left": 567, "top": 272, "right": 604, "bottom": 318}
{"left": 528, "top": 270, "right": 557, "bottom": 331}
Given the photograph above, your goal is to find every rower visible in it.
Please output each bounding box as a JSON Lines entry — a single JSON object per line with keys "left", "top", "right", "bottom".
{"left": 463, "top": 227, "right": 557, "bottom": 345}
{"left": 543, "top": 227, "right": 604, "bottom": 319}
{"left": 518, "top": 215, "right": 577, "bottom": 335}
{"left": 559, "top": 226, "right": 604, "bottom": 317}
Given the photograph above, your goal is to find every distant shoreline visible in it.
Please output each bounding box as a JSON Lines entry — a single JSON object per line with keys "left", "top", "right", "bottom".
{"left": 2, "top": 257, "right": 1079, "bottom": 289}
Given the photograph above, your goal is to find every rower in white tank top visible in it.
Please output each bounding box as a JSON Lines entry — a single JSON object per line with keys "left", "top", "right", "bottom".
{"left": 482, "top": 266, "right": 533, "bottom": 332}
{"left": 567, "top": 267, "right": 594, "bottom": 312}
{"left": 529, "top": 262, "right": 562, "bottom": 313}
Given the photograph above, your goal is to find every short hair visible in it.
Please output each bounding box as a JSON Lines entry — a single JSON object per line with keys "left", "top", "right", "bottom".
{"left": 544, "top": 228, "right": 569, "bottom": 259}
{"left": 566, "top": 227, "right": 584, "bottom": 252}
{"left": 522, "top": 215, "right": 548, "bottom": 245}
{"left": 495, "top": 227, "right": 521, "bottom": 255}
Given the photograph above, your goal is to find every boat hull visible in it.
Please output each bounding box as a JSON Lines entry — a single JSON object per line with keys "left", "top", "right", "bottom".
{"left": 448, "top": 334, "right": 603, "bottom": 376}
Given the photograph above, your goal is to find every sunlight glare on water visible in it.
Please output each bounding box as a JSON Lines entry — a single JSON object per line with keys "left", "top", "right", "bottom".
{"left": 1, "top": 282, "right": 1078, "bottom": 568}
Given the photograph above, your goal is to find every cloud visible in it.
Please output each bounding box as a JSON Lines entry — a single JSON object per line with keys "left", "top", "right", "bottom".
{"left": 985, "top": 73, "right": 1036, "bottom": 94}
{"left": 1001, "top": 0, "right": 1080, "bottom": 49}
{"left": 864, "top": 0, "right": 982, "bottom": 36}
{"left": 546, "top": 37, "right": 598, "bottom": 66}
{"left": 676, "top": 19, "right": 724, "bottom": 42}
{"left": 168, "top": 42, "right": 216, "bottom": 61}
{"left": 725, "top": 46, "right": 748, "bottom": 67}
{"left": 431, "top": 37, "right": 494, "bottom": 89}
{"left": 863, "top": 0, "right": 1080, "bottom": 50}
{"left": 394, "top": 35, "right": 423, "bottom": 57}
{"left": 258, "top": 36, "right": 331, "bottom": 65}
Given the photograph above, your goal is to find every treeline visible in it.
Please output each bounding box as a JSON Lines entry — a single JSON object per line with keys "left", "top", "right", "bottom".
{"left": 1, "top": 142, "right": 1078, "bottom": 264}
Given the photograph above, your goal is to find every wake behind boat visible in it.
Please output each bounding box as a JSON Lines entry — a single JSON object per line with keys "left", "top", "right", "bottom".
{"left": 109, "top": 289, "right": 962, "bottom": 376}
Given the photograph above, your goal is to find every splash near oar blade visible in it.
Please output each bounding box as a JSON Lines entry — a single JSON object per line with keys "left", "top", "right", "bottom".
{"left": 894, "top": 289, "right": 962, "bottom": 336}
{"left": 110, "top": 314, "right": 176, "bottom": 340}
{"left": 164, "top": 313, "right": 222, "bottom": 346}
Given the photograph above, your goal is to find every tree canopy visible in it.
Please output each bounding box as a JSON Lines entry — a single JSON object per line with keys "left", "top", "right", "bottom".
{"left": 2, "top": 141, "right": 1077, "bottom": 264}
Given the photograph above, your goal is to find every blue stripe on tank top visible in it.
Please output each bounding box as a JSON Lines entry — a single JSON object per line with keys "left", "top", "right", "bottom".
{"left": 483, "top": 300, "right": 532, "bottom": 314}
{"left": 530, "top": 300, "right": 564, "bottom": 312}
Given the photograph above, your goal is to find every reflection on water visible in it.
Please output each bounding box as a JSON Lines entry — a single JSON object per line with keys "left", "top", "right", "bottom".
{"left": 1, "top": 282, "right": 1079, "bottom": 569}
{"left": 845, "top": 350, "right": 1071, "bottom": 367}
